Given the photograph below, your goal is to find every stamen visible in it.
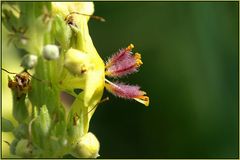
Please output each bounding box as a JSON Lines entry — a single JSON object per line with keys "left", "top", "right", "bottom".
{"left": 126, "top": 44, "right": 134, "bottom": 51}
{"left": 134, "top": 96, "right": 149, "bottom": 107}
{"left": 105, "top": 45, "right": 143, "bottom": 78}
{"left": 105, "top": 79, "right": 149, "bottom": 106}
{"left": 134, "top": 53, "right": 143, "bottom": 67}
{"left": 105, "top": 48, "right": 131, "bottom": 68}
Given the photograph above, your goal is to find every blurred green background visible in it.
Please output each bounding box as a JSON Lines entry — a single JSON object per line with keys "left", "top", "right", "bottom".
{"left": 2, "top": 1, "right": 238, "bottom": 159}
{"left": 88, "top": 2, "right": 238, "bottom": 158}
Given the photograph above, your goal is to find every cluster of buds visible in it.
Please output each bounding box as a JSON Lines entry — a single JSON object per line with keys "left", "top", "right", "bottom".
{"left": 105, "top": 44, "right": 149, "bottom": 106}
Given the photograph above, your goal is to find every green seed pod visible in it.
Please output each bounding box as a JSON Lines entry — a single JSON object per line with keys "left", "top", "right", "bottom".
{"left": 70, "top": 132, "right": 100, "bottom": 158}
{"left": 20, "top": 54, "right": 38, "bottom": 70}
{"left": 15, "top": 139, "right": 33, "bottom": 157}
{"left": 42, "top": 44, "right": 60, "bottom": 60}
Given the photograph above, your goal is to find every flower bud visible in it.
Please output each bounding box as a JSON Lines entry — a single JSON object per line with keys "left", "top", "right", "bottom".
{"left": 70, "top": 132, "right": 100, "bottom": 158}
{"left": 15, "top": 139, "right": 33, "bottom": 157}
{"left": 20, "top": 54, "right": 38, "bottom": 70}
{"left": 52, "top": 15, "right": 72, "bottom": 49}
{"left": 31, "top": 105, "right": 51, "bottom": 148}
{"left": 13, "top": 123, "right": 28, "bottom": 139}
{"left": 64, "top": 48, "right": 89, "bottom": 76}
{"left": 10, "top": 139, "right": 19, "bottom": 155}
{"left": 42, "top": 44, "right": 60, "bottom": 60}
{"left": 12, "top": 93, "right": 28, "bottom": 123}
{"left": 2, "top": 117, "right": 14, "bottom": 132}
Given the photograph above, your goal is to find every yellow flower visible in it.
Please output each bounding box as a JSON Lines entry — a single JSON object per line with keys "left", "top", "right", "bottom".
{"left": 53, "top": 2, "right": 105, "bottom": 136}
{"left": 52, "top": 2, "right": 94, "bottom": 20}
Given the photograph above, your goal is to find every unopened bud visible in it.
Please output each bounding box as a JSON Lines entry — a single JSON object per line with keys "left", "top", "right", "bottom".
{"left": 13, "top": 123, "right": 28, "bottom": 139}
{"left": 31, "top": 105, "right": 51, "bottom": 148}
{"left": 20, "top": 54, "right": 38, "bottom": 70}
{"left": 70, "top": 132, "right": 100, "bottom": 158}
{"left": 15, "top": 139, "right": 33, "bottom": 157}
{"left": 42, "top": 44, "right": 60, "bottom": 60}
{"left": 64, "top": 48, "right": 89, "bottom": 76}
{"left": 10, "top": 139, "right": 19, "bottom": 155}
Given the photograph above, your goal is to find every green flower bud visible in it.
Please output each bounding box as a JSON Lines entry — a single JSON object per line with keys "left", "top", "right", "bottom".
{"left": 13, "top": 123, "right": 28, "bottom": 139}
{"left": 31, "top": 105, "right": 51, "bottom": 148}
{"left": 20, "top": 54, "right": 38, "bottom": 70}
{"left": 12, "top": 93, "right": 28, "bottom": 123}
{"left": 64, "top": 48, "right": 90, "bottom": 76}
{"left": 10, "top": 139, "right": 19, "bottom": 155}
{"left": 42, "top": 44, "right": 60, "bottom": 60}
{"left": 2, "top": 117, "right": 14, "bottom": 132}
{"left": 38, "top": 105, "right": 51, "bottom": 136}
{"left": 70, "top": 132, "right": 100, "bottom": 158}
{"left": 15, "top": 139, "right": 33, "bottom": 157}
{"left": 51, "top": 15, "right": 72, "bottom": 49}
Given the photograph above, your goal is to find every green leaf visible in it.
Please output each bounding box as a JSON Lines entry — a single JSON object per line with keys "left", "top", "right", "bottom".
{"left": 2, "top": 117, "right": 14, "bottom": 132}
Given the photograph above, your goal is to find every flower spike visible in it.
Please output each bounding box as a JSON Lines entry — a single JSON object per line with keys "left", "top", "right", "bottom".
{"left": 105, "top": 44, "right": 143, "bottom": 78}
{"left": 105, "top": 79, "right": 149, "bottom": 106}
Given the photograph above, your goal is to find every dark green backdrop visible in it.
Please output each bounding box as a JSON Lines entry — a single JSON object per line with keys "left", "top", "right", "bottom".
{"left": 87, "top": 2, "right": 238, "bottom": 158}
